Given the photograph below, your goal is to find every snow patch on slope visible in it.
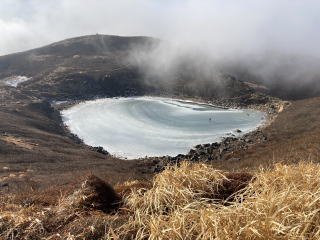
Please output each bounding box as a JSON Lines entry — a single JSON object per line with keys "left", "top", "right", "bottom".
{"left": 2, "top": 76, "right": 31, "bottom": 87}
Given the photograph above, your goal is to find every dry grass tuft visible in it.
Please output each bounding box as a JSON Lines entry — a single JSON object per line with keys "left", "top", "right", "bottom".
{"left": 124, "top": 162, "right": 240, "bottom": 216}
{"left": 7, "top": 184, "right": 76, "bottom": 208}
{"left": 115, "top": 180, "right": 152, "bottom": 198}
{"left": 109, "top": 161, "right": 320, "bottom": 239}
{"left": 1, "top": 162, "right": 320, "bottom": 239}
{"left": 0, "top": 175, "right": 125, "bottom": 239}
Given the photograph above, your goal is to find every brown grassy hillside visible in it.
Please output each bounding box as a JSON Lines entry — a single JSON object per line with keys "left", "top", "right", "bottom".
{"left": 1, "top": 161, "right": 320, "bottom": 239}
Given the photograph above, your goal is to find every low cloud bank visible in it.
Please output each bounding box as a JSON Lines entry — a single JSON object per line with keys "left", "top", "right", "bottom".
{"left": 1, "top": 0, "right": 320, "bottom": 98}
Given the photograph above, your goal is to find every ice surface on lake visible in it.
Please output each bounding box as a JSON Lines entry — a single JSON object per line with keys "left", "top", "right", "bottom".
{"left": 62, "top": 97, "right": 265, "bottom": 159}
{"left": 3, "top": 76, "right": 31, "bottom": 87}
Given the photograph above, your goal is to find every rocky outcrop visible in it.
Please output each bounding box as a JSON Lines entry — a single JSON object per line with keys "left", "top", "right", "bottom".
{"left": 89, "top": 146, "right": 109, "bottom": 155}
{"left": 151, "top": 130, "right": 268, "bottom": 172}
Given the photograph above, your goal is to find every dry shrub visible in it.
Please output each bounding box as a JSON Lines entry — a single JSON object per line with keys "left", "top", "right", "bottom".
{"left": 60, "top": 174, "right": 121, "bottom": 213}
{"left": 109, "top": 161, "right": 320, "bottom": 239}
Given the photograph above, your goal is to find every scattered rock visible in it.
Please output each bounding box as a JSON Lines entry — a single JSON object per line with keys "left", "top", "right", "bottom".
{"left": 195, "top": 144, "right": 202, "bottom": 149}
{"left": 154, "top": 164, "right": 165, "bottom": 173}
{"left": 151, "top": 128, "right": 269, "bottom": 172}
{"left": 90, "top": 146, "right": 109, "bottom": 155}
{"left": 189, "top": 149, "right": 197, "bottom": 155}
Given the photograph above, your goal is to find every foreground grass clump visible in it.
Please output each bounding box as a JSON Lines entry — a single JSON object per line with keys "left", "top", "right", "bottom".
{"left": 111, "top": 162, "right": 320, "bottom": 239}
{"left": 1, "top": 161, "right": 320, "bottom": 239}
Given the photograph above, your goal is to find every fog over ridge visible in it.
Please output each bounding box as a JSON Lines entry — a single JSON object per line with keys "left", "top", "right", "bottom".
{"left": 1, "top": 0, "right": 320, "bottom": 98}
{"left": 1, "top": 0, "right": 319, "bottom": 56}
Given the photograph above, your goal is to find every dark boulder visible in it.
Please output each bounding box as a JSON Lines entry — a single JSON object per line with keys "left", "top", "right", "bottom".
{"left": 91, "top": 146, "right": 109, "bottom": 155}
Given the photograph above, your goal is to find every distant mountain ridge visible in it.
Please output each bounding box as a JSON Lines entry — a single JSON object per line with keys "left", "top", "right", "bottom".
{"left": 0, "top": 34, "right": 253, "bottom": 101}
{"left": 1, "top": 34, "right": 319, "bottom": 101}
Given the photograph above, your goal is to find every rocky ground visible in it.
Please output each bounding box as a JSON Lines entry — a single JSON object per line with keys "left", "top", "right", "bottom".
{"left": 150, "top": 130, "right": 269, "bottom": 172}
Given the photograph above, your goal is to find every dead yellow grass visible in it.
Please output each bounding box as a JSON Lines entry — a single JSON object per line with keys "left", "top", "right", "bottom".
{"left": 125, "top": 163, "right": 228, "bottom": 215}
{"left": 1, "top": 162, "right": 320, "bottom": 239}
{"left": 1, "top": 136, "right": 36, "bottom": 150}
{"left": 110, "top": 162, "right": 320, "bottom": 239}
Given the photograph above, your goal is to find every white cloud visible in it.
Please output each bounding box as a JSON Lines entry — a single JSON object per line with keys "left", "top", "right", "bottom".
{"left": 1, "top": 0, "right": 320, "bottom": 89}
{"left": 0, "top": 0, "right": 319, "bottom": 57}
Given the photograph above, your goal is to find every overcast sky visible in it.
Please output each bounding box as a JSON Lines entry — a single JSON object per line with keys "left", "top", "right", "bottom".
{"left": 0, "top": 0, "right": 319, "bottom": 57}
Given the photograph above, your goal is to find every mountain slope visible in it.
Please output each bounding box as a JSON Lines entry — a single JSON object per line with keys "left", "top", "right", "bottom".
{"left": 0, "top": 35, "right": 156, "bottom": 100}
{"left": 0, "top": 34, "right": 253, "bottom": 101}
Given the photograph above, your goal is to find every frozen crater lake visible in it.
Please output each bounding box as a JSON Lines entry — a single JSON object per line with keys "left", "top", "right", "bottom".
{"left": 62, "top": 97, "right": 265, "bottom": 159}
